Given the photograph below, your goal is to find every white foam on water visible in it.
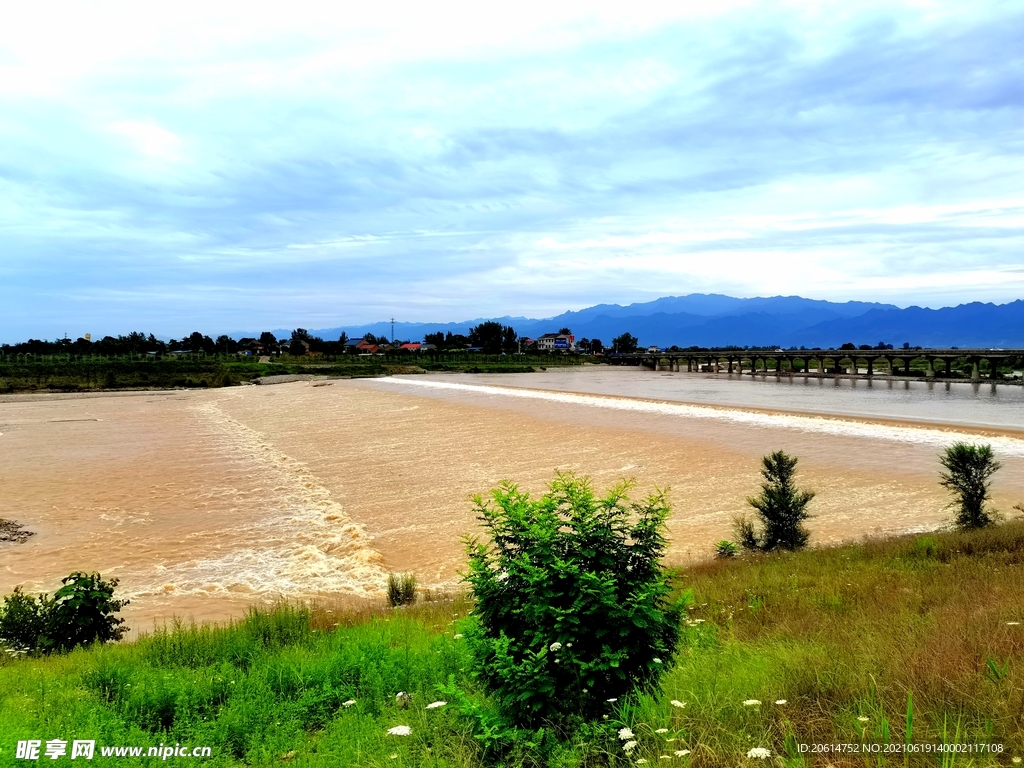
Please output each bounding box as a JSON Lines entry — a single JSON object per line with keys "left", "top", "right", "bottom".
{"left": 377, "top": 378, "right": 1024, "bottom": 458}
{"left": 127, "top": 399, "right": 387, "bottom": 601}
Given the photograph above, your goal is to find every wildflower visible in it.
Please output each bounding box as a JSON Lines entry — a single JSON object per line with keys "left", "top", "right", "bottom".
{"left": 607, "top": 698, "right": 618, "bottom": 703}
{"left": 655, "top": 728, "right": 669, "bottom": 733}
{"left": 425, "top": 701, "right": 447, "bottom": 709}
{"left": 857, "top": 716, "right": 869, "bottom": 722}
{"left": 670, "top": 700, "right": 686, "bottom": 708}
{"left": 387, "top": 726, "right": 412, "bottom": 736}
{"left": 775, "top": 699, "right": 787, "bottom": 705}
{"left": 623, "top": 741, "right": 638, "bottom": 754}
{"left": 742, "top": 699, "right": 761, "bottom": 706}
{"left": 567, "top": 642, "right": 573, "bottom": 648}
{"left": 618, "top": 727, "right": 635, "bottom": 740}
{"left": 653, "top": 658, "right": 663, "bottom": 664}
{"left": 496, "top": 571, "right": 509, "bottom": 582}
{"left": 1011, "top": 758, "right": 1021, "bottom": 765}
{"left": 674, "top": 750, "right": 691, "bottom": 757}
{"left": 453, "top": 633, "right": 463, "bottom": 639}
{"left": 637, "top": 760, "right": 648, "bottom": 765}
{"left": 389, "top": 755, "right": 397, "bottom": 760}
{"left": 549, "top": 642, "right": 562, "bottom": 652}
{"left": 747, "top": 747, "right": 771, "bottom": 759}
{"left": 342, "top": 699, "right": 356, "bottom": 707}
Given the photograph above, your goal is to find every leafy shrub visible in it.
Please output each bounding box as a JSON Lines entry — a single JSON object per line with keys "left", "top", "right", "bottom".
{"left": 0, "top": 572, "right": 128, "bottom": 654}
{"left": 386, "top": 572, "right": 417, "bottom": 607}
{"left": 0, "top": 587, "right": 52, "bottom": 654}
{"left": 940, "top": 442, "right": 1001, "bottom": 530}
{"left": 463, "top": 472, "right": 684, "bottom": 729}
{"left": 715, "top": 540, "right": 739, "bottom": 558}
{"left": 737, "top": 450, "right": 815, "bottom": 551}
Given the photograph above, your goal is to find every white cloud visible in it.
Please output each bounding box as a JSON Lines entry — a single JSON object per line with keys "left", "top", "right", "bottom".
{"left": 1, "top": 1, "right": 1022, "bottom": 340}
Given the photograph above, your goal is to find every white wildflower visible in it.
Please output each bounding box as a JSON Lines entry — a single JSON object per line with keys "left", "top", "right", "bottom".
{"left": 453, "top": 634, "right": 464, "bottom": 639}
{"left": 857, "top": 716, "right": 870, "bottom": 722}
{"left": 1011, "top": 758, "right": 1021, "bottom": 765}
{"left": 742, "top": 699, "right": 761, "bottom": 706}
{"left": 623, "top": 741, "right": 638, "bottom": 754}
{"left": 653, "top": 658, "right": 663, "bottom": 664}
{"left": 607, "top": 698, "right": 618, "bottom": 703}
{"left": 670, "top": 700, "right": 686, "bottom": 708}
{"left": 775, "top": 699, "right": 787, "bottom": 705}
{"left": 637, "top": 759, "right": 648, "bottom": 765}
{"left": 618, "top": 727, "right": 635, "bottom": 740}
{"left": 674, "top": 750, "right": 691, "bottom": 757}
{"left": 342, "top": 699, "right": 356, "bottom": 707}
{"left": 566, "top": 642, "right": 573, "bottom": 648}
{"left": 387, "top": 726, "right": 412, "bottom": 736}
{"left": 389, "top": 755, "right": 398, "bottom": 760}
{"left": 655, "top": 728, "right": 668, "bottom": 733}
{"left": 425, "top": 701, "right": 447, "bottom": 709}
{"left": 495, "top": 571, "right": 509, "bottom": 582}
{"left": 549, "top": 642, "right": 562, "bottom": 652}
{"left": 747, "top": 747, "right": 770, "bottom": 759}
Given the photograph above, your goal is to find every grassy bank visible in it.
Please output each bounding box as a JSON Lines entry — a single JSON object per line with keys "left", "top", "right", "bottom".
{"left": 0, "top": 354, "right": 586, "bottom": 394}
{"left": 3, "top": 523, "right": 1023, "bottom": 766}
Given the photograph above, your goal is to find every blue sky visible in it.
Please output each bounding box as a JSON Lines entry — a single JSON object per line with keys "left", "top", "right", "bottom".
{"left": 2, "top": 1, "right": 1023, "bottom": 341}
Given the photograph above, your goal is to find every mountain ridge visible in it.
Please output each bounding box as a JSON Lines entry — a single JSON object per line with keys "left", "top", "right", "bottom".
{"left": 231, "top": 295, "right": 1024, "bottom": 349}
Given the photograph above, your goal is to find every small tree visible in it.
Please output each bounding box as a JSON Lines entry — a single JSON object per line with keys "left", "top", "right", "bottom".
{"left": 737, "top": 450, "right": 814, "bottom": 551}
{"left": 940, "top": 442, "right": 1001, "bottom": 529}
{"left": 612, "top": 333, "right": 638, "bottom": 354}
{"left": 464, "top": 473, "right": 683, "bottom": 729}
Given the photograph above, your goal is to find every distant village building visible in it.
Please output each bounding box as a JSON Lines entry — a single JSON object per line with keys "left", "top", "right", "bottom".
{"left": 536, "top": 333, "right": 575, "bottom": 351}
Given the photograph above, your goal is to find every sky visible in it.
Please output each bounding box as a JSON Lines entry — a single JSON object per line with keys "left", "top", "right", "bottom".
{"left": 2, "top": 0, "right": 1023, "bottom": 341}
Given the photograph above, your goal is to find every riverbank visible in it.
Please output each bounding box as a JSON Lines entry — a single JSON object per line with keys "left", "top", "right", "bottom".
{"left": 0, "top": 354, "right": 583, "bottom": 395}
{"left": 3, "top": 522, "right": 1023, "bottom": 766}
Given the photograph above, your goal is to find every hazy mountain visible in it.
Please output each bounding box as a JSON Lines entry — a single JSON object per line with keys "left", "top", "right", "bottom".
{"left": 230, "top": 295, "right": 1022, "bottom": 349}
{"left": 788, "top": 301, "right": 1024, "bottom": 349}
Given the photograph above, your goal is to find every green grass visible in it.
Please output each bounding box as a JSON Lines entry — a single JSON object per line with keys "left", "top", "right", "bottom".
{"left": 4, "top": 524, "right": 1024, "bottom": 766}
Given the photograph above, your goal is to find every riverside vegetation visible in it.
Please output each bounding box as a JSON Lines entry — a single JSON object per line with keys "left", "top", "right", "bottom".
{"left": 2, "top": 461, "right": 1023, "bottom": 766}
{"left": 0, "top": 353, "right": 585, "bottom": 394}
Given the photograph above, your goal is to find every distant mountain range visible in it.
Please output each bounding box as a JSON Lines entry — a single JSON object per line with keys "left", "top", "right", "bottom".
{"left": 238, "top": 294, "right": 1024, "bottom": 349}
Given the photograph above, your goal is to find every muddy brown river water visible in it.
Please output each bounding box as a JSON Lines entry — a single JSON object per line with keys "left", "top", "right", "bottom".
{"left": 2, "top": 367, "right": 1023, "bottom": 632}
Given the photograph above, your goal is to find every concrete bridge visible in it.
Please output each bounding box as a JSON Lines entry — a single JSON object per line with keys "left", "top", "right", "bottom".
{"left": 610, "top": 348, "right": 1022, "bottom": 382}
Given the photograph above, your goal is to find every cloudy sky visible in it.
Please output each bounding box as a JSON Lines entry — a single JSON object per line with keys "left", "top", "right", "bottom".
{"left": 2, "top": 1, "right": 1023, "bottom": 341}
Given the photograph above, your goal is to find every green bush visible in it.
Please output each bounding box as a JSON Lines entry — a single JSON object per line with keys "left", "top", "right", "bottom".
{"left": 386, "top": 572, "right": 417, "bottom": 607}
{"left": 939, "top": 442, "right": 1001, "bottom": 530}
{"left": 463, "top": 472, "right": 684, "bottom": 730}
{"left": 0, "top": 587, "right": 52, "bottom": 655}
{"left": 715, "top": 539, "right": 739, "bottom": 558}
{"left": 737, "top": 450, "right": 815, "bottom": 551}
{"left": 0, "top": 572, "right": 128, "bottom": 654}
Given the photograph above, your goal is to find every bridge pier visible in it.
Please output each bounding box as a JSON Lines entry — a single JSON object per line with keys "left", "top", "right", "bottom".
{"left": 866, "top": 358, "right": 874, "bottom": 376}
{"left": 925, "top": 358, "right": 935, "bottom": 377}
{"left": 971, "top": 360, "right": 980, "bottom": 382}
